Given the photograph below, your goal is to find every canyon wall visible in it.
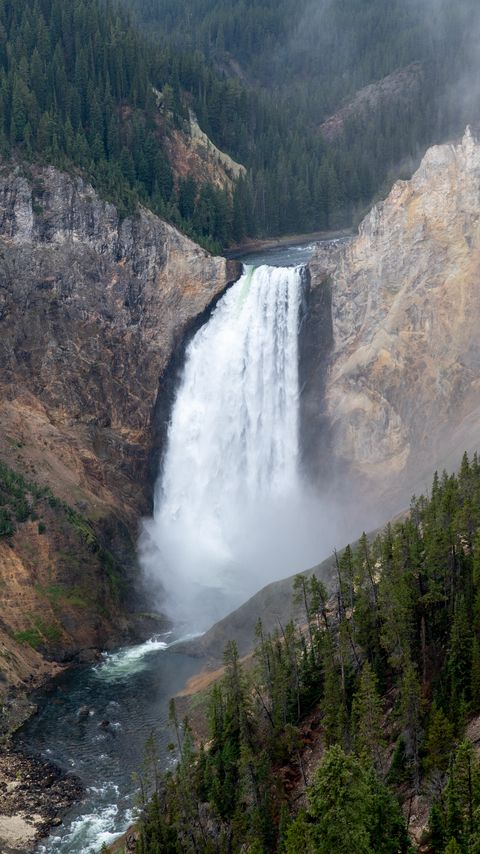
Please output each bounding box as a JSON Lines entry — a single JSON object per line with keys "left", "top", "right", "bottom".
{"left": 0, "top": 163, "right": 239, "bottom": 705}
{"left": 309, "top": 127, "right": 480, "bottom": 513}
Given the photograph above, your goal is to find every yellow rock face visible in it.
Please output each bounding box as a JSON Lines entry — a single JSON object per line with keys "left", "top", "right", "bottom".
{"left": 312, "top": 128, "right": 480, "bottom": 509}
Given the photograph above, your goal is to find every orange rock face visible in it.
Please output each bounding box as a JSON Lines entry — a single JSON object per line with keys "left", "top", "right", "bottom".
{"left": 0, "top": 164, "right": 239, "bottom": 697}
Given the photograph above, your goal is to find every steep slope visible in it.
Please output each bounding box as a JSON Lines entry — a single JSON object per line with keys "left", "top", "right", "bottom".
{"left": 0, "top": 161, "right": 239, "bottom": 707}
{"left": 319, "top": 62, "right": 424, "bottom": 143}
{"left": 167, "top": 112, "right": 246, "bottom": 193}
{"left": 308, "top": 127, "right": 480, "bottom": 511}
{"left": 129, "top": 0, "right": 480, "bottom": 240}
{"left": 189, "top": 552, "right": 338, "bottom": 661}
{"left": 0, "top": 0, "right": 248, "bottom": 250}
{"left": 132, "top": 455, "right": 480, "bottom": 854}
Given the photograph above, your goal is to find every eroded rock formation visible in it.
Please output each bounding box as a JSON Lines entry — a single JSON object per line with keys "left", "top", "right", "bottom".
{"left": 0, "top": 163, "right": 239, "bottom": 695}
{"left": 309, "top": 127, "right": 480, "bottom": 510}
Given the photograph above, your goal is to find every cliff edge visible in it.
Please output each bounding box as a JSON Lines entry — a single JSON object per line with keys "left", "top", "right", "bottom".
{"left": 309, "top": 127, "right": 480, "bottom": 512}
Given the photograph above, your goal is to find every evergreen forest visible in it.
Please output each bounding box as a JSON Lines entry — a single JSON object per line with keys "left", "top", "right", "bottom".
{"left": 134, "top": 454, "right": 480, "bottom": 853}
{"left": 128, "top": 0, "right": 480, "bottom": 237}
{"left": 2, "top": 0, "right": 480, "bottom": 251}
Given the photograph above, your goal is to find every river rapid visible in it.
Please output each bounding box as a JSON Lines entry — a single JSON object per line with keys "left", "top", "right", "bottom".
{"left": 17, "top": 637, "right": 201, "bottom": 852}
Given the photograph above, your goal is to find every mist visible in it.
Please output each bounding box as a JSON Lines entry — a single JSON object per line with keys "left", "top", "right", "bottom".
{"left": 270, "top": 0, "right": 480, "bottom": 136}
{"left": 139, "top": 0, "right": 480, "bottom": 635}
{"left": 139, "top": 264, "right": 361, "bottom": 633}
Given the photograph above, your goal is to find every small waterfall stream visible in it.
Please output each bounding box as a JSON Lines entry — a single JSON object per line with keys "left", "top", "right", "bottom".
{"left": 141, "top": 264, "right": 321, "bottom": 629}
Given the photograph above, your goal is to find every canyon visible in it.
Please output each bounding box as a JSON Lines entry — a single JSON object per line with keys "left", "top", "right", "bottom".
{"left": 2, "top": 127, "right": 480, "bottom": 721}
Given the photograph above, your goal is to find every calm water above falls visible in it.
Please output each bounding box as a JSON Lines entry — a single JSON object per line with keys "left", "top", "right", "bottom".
{"left": 232, "top": 240, "right": 317, "bottom": 267}
{"left": 18, "top": 639, "right": 200, "bottom": 853}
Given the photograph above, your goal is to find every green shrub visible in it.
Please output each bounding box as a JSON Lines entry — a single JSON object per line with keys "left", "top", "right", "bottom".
{"left": 13, "top": 628, "right": 41, "bottom": 649}
{"left": 14, "top": 499, "right": 30, "bottom": 522}
{"left": 0, "top": 508, "right": 14, "bottom": 536}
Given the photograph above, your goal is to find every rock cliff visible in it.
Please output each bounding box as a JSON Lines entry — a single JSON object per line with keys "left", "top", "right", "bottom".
{"left": 0, "top": 162, "right": 239, "bottom": 702}
{"left": 309, "top": 127, "right": 480, "bottom": 512}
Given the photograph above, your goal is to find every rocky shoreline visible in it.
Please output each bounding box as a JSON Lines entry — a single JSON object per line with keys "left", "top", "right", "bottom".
{"left": 0, "top": 658, "right": 94, "bottom": 853}
{"left": 0, "top": 667, "right": 77, "bottom": 853}
{"left": 0, "top": 749, "right": 82, "bottom": 853}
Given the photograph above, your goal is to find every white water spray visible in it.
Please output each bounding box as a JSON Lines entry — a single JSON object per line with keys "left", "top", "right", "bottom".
{"left": 141, "top": 264, "right": 328, "bottom": 630}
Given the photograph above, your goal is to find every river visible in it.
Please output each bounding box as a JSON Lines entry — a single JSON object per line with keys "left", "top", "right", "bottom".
{"left": 17, "top": 637, "right": 201, "bottom": 852}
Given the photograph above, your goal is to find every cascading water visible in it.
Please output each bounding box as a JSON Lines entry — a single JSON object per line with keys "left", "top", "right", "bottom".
{"left": 141, "top": 264, "right": 326, "bottom": 630}
{"left": 20, "top": 254, "right": 340, "bottom": 854}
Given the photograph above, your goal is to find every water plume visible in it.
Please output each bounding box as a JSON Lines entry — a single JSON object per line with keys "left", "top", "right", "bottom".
{"left": 141, "top": 264, "right": 332, "bottom": 630}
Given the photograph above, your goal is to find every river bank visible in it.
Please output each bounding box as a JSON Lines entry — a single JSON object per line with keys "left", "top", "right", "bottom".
{"left": 0, "top": 653, "right": 95, "bottom": 853}
{"left": 0, "top": 750, "right": 82, "bottom": 854}
{"left": 9, "top": 638, "right": 202, "bottom": 853}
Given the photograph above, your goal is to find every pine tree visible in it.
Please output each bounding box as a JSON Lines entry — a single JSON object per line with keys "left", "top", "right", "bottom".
{"left": 424, "top": 704, "right": 454, "bottom": 775}
{"left": 352, "top": 661, "right": 385, "bottom": 774}
{"left": 400, "top": 660, "right": 422, "bottom": 793}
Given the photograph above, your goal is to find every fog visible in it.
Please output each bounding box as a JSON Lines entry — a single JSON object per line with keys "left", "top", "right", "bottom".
{"left": 270, "top": 0, "right": 480, "bottom": 134}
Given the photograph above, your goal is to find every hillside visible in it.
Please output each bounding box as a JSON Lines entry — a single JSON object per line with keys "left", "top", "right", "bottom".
{"left": 5, "top": 0, "right": 479, "bottom": 247}
{"left": 131, "top": 455, "right": 480, "bottom": 853}
{"left": 128, "top": 0, "right": 480, "bottom": 237}
{"left": 0, "top": 0, "right": 249, "bottom": 251}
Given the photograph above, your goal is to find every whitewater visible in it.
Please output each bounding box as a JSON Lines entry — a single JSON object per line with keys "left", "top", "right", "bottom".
{"left": 142, "top": 264, "right": 328, "bottom": 629}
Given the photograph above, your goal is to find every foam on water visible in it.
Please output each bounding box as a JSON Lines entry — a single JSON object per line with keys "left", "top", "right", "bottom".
{"left": 93, "top": 637, "right": 170, "bottom": 681}
{"left": 20, "top": 641, "right": 200, "bottom": 854}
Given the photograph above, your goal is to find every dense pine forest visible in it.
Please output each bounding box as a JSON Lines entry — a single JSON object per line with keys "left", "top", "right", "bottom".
{"left": 3, "top": 0, "right": 480, "bottom": 251}
{"left": 133, "top": 454, "right": 480, "bottom": 853}
{"left": 0, "top": 0, "right": 241, "bottom": 250}
{"left": 128, "top": 0, "right": 480, "bottom": 237}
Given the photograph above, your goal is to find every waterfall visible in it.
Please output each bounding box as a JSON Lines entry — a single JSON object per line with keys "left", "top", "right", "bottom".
{"left": 141, "top": 264, "right": 324, "bottom": 630}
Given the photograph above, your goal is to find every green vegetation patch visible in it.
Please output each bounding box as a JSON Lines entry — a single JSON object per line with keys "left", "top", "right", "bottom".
{"left": 14, "top": 616, "right": 62, "bottom": 649}
{"left": 0, "top": 460, "right": 51, "bottom": 535}
{"left": 35, "top": 584, "right": 90, "bottom": 609}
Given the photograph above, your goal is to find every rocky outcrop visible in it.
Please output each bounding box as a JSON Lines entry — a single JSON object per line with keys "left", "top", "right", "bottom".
{"left": 167, "top": 112, "right": 246, "bottom": 193}
{"left": 0, "top": 162, "right": 239, "bottom": 697}
{"left": 309, "top": 128, "right": 480, "bottom": 511}
{"left": 319, "top": 62, "right": 424, "bottom": 142}
{"left": 0, "top": 163, "right": 239, "bottom": 518}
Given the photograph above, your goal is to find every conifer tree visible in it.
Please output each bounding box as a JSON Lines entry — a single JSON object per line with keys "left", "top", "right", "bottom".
{"left": 352, "top": 661, "right": 385, "bottom": 774}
